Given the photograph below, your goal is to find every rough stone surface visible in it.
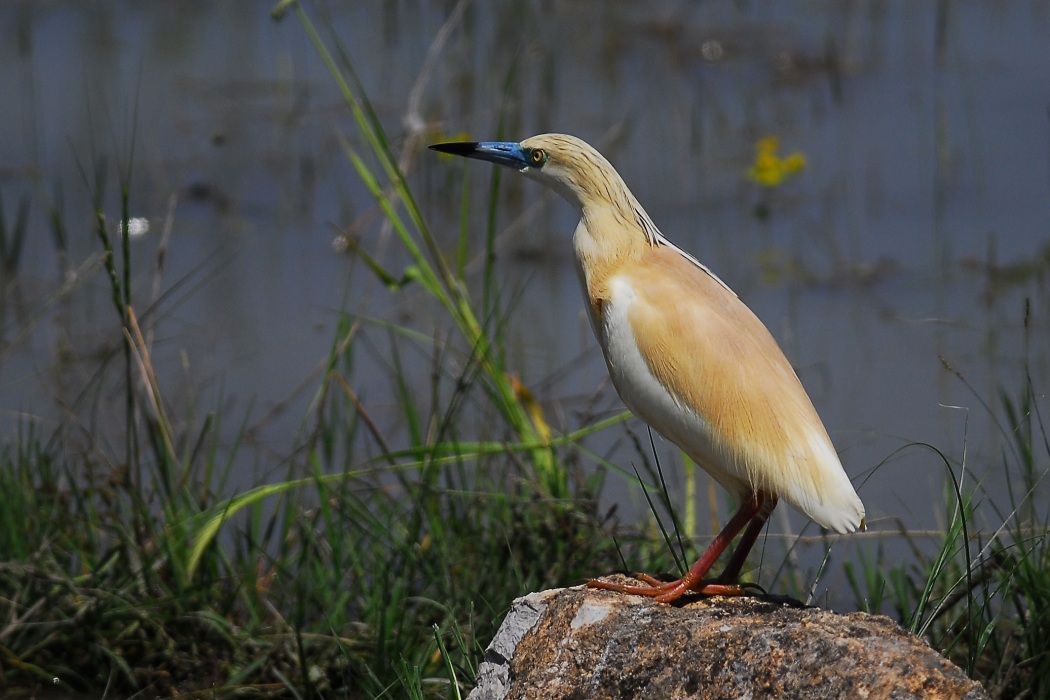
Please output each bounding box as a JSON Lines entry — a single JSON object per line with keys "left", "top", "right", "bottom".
{"left": 467, "top": 581, "right": 990, "bottom": 700}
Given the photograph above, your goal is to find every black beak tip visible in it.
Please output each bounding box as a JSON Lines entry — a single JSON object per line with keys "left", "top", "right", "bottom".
{"left": 429, "top": 142, "right": 479, "bottom": 156}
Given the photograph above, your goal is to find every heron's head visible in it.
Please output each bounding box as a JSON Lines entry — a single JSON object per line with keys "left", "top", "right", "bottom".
{"left": 430, "top": 133, "right": 629, "bottom": 212}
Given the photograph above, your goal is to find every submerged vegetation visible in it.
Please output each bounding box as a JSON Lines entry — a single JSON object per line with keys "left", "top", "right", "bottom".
{"left": 2, "top": 3, "right": 1049, "bottom": 699}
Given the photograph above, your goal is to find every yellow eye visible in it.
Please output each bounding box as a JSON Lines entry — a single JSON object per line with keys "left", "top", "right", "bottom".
{"left": 530, "top": 148, "right": 546, "bottom": 166}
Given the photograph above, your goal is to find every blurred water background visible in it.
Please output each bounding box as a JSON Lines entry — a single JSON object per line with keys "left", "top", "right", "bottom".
{"left": 2, "top": 1, "right": 1049, "bottom": 588}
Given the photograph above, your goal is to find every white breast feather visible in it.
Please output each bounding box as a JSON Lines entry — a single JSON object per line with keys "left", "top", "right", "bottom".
{"left": 599, "top": 276, "right": 751, "bottom": 497}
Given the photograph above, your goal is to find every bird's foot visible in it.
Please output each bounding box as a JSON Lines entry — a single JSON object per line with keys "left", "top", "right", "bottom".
{"left": 586, "top": 574, "right": 762, "bottom": 604}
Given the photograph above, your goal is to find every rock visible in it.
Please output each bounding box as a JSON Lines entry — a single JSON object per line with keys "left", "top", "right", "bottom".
{"left": 467, "top": 581, "right": 989, "bottom": 700}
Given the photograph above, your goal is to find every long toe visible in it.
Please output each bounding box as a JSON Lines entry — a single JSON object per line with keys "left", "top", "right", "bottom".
{"left": 692, "top": 582, "right": 750, "bottom": 597}
{"left": 587, "top": 574, "right": 699, "bottom": 603}
{"left": 586, "top": 577, "right": 668, "bottom": 597}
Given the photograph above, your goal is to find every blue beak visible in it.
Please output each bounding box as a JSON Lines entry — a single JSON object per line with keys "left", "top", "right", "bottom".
{"left": 429, "top": 141, "right": 528, "bottom": 171}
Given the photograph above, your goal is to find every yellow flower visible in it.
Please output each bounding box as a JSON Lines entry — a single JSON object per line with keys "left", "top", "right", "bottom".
{"left": 747, "top": 136, "right": 806, "bottom": 187}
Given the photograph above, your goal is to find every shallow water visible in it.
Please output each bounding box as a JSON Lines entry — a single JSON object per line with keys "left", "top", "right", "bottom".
{"left": 2, "top": 1, "right": 1049, "bottom": 600}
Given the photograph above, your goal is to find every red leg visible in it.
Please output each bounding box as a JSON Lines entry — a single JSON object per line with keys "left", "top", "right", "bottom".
{"left": 588, "top": 492, "right": 771, "bottom": 603}
{"left": 687, "top": 494, "right": 778, "bottom": 598}
{"left": 717, "top": 494, "right": 777, "bottom": 581}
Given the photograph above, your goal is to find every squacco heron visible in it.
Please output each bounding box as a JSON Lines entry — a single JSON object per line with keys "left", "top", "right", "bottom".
{"left": 430, "top": 134, "right": 865, "bottom": 603}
